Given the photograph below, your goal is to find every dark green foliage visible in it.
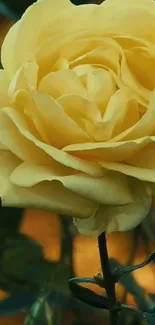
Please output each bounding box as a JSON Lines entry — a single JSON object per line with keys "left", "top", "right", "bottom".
{"left": 0, "top": 0, "right": 36, "bottom": 18}
{"left": 0, "top": 234, "right": 44, "bottom": 282}
{"left": 0, "top": 207, "right": 23, "bottom": 243}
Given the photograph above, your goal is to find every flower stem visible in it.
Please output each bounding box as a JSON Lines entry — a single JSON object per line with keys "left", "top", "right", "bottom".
{"left": 98, "top": 232, "right": 118, "bottom": 325}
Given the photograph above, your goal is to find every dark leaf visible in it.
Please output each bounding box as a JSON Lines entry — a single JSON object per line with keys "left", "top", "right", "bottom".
{"left": 33, "top": 261, "right": 71, "bottom": 295}
{"left": 0, "top": 291, "right": 70, "bottom": 317}
{"left": 0, "top": 293, "right": 37, "bottom": 316}
{"left": 148, "top": 293, "right": 155, "bottom": 303}
{"left": 0, "top": 0, "right": 36, "bottom": 19}
{"left": 119, "top": 309, "right": 148, "bottom": 325}
{"left": 0, "top": 234, "right": 44, "bottom": 281}
{"left": 0, "top": 207, "right": 23, "bottom": 243}
{"left": 69, "top": 280, "right": 108, "bottom": 309}
{"left": 143, "top": 311, "right": 155, "bottom": 325}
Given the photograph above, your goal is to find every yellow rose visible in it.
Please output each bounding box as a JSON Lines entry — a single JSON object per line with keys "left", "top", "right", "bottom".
{"left": 1, "top": 0, "right": 155, "bottom": 236}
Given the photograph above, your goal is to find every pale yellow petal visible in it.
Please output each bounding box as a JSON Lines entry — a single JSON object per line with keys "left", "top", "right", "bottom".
{"left": 63, "top": 136, "right": 155, "bottom": 162}
{"left": 63, "top": 90, "right": 155, "bottom": 158}
{"left": 74, "top": 179, "right": 151, "bottom": 236}
{"left": 101, "top": 0, "right": 155, "bottom": 43}
{"left": 53, "top": 37, "right": 107, "bottom": 71}
{"left": 1, "top": 0, "right": 74, "bottom": 78}
{"left": 0, "top": 152, "right": 96, "bottom": 218}
{"left": 36, "top": 32, "right": 102, "bottom": 79}
{"left": 103, "top": 89, "right": 139, "bottom": 137}
{"left": 2, "top": 0, "right": 155, "bottom": 80}
{"left": 112, "top": 34, "right": 151, "bottom": 50}
{"left": 0, "top": 151, "right": 21, "bottom": 200}
{"left": 1, "top": 107, "right": 104, "bottom": 176}
{"left": 100, "top": 161, "right": 155, "bottom": 182}
{"left": 39, "top": 69, "right": 87, "bottom": 98}
{"left": 57, "top": 94, "right": 101, "bottom": 132}
{"left": 1, "top": 21, "right": 20, "bottom": 79}
{"left": 111, "top": 90, "right": 155, "bottom": 141}
{"left": 71, "top": 42, "right": 121, "bottom": 75}
{"left": 0, "top": 70, "right": 9, "bottom": 108}
{"left": 0, "top": 110, "right": 52, "bottom": 163}
{"left": 125, "top": 47, "right": 155, "bottom": 91}
{"left": 120, "top": 49, "right": 153, "bottom": 104}
{"left": 37, "top": 34, "right": 119, "bottom": 80}
{"left": 51, "top": 3, "right": 155, "bottom": 44}
{"left": 10, "top": 162, "right": 133, "bottom": 205}
{"left": 86, "top": 88, "right": 139, "bottom": 141}
{"left": 14, "top": 89, "right": 91, "bottom": 148}
{"left": 127, "top": 143, "right": 155, "bottom": 170}
{"left": 33, "top": 91, "right": 91, "bottom": 145}
{"left": 8, "top": 62, "right": 38, "bottom": 98}
{"left": 86, "top": 68, "right": 116, "bottom": 113}
{"left": 13, "top": 90, "right": 52, "bottom": 145}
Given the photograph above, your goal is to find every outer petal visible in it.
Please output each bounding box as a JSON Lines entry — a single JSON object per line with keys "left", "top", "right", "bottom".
{"left": 0, "top": 70, "right": 9, "bottom": 108}
{"left": 102, "top": 0, "right": 155, "bottom": 44}
{"left": 10, "top": 162, "right": 133, "bottom": 205}
{"left": 100, "top": 160, "right": 155, "bottom": 183}
{"left": 0, "top": 107, "right": 104, "bottom": 176}
{"left": 1, "top": 0, "right": 74, "bottom": 78}
{"left": 3, "top": 0, "right": 155, "bottom": 79}
{"left": 63, "top": 136, "right": 155, "bottom": 163}
{"left": 0, "top": 151, "right": 96, "bottom": 218}
{"left": 74, "top": 179, "right": 152, "bottom": 236}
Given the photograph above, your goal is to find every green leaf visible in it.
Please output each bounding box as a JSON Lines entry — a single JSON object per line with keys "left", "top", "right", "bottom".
{"left": 24, "top": 292, "right": 54, "bottom": 325}
{"left": 118, "top": 310, "right": 148, "bottom": 325}
{"left": 0, "top": 207, "right": 23, "bottom": 242}
{"left": 44, "top": 302, "right": 53, "bottom": 325}
{"left": 0, "top": 234, "right": 44, "bottom": 280}
{"left": 143, "top": 311, "right": 155, "bottom": 325}
{"left": 33, "top": 261, "right": 71, "bottom": 295}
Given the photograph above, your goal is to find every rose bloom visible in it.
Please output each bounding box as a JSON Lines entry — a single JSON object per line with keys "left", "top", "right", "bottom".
{"left": 1, "top": 0, "right": 155, "bottom": 236}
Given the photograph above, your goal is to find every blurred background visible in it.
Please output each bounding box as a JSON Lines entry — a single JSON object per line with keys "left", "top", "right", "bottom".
{"left": 0, "top": 1, "right": 155, "bottom": 325}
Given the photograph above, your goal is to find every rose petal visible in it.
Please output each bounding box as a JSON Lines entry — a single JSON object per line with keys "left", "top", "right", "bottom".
{"left": 120, "top": 50, "right": 152, "bottom": 104}
{"left": 0, "top": 152, "right": 96, "bottom": 218}
{"left": 112, "top": 34, "right": 150, "bottom": 50}
{"left": 127, "top": 143, "right": 155, "bottom": 170}
{"left": 71, "top": 41, "right": 121, "bottom": 75}
{"left": 1, "top": 107, "right": 104, "bottom": 176}
{"left": 0, "top": 109, "right": 52, "bottom": 163}
{"left": 33, "top": 91, "right": 91, "bottom": 145}
{"left": 57, "top": 94, "right": 101, "bottom": 131}
{"left": 86, "top": 88, "right": 139, "bottom": 141}
{"left": 8, "top": 62, "right": 38, "bottom": 98}
{"left": 86, "top": 68, "right": 116, "bottom": 114}
{"left": 63, "top": 136, "right": 155, "bottom": 162}
{"left": 10, "top": 162, "right": 133, "bottom": 205}
{"left": 1, "top": 0, "right": 74, "bottom": 78}
{"left": 39, "top": 69, "right": 87, "bottom": 98}
{"left": 63, "top": 91, "right": 155, "bottom": 161}
{"left": 0, "top": 70, "right": 9, "bottom": 109}
{"left": 36, "top": 32, "right": 107, "bottom": 79}
{"left": 111, "top": 90, "right": 155, "bottom": 141}
{"left": 100, "top": 161, "right": 155, "bottom": 182}
{"left": 2, "top": 0, "right": 155, "bottom": 79}
{"left": 74, "top": 178, "right": 152, "bottom": 236}
{"left": 101, "top": 0, "right": 155, "bottom": 43}
{"left": 125, "top": 47, "right": 155, "bottom": 91}
{"left": 1, "top": 21, "right": 20, "bottom": 79}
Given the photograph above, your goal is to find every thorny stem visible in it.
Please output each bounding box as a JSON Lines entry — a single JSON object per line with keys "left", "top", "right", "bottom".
{"left": 98, "top": 232, "right": 118, "bottom": 325}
